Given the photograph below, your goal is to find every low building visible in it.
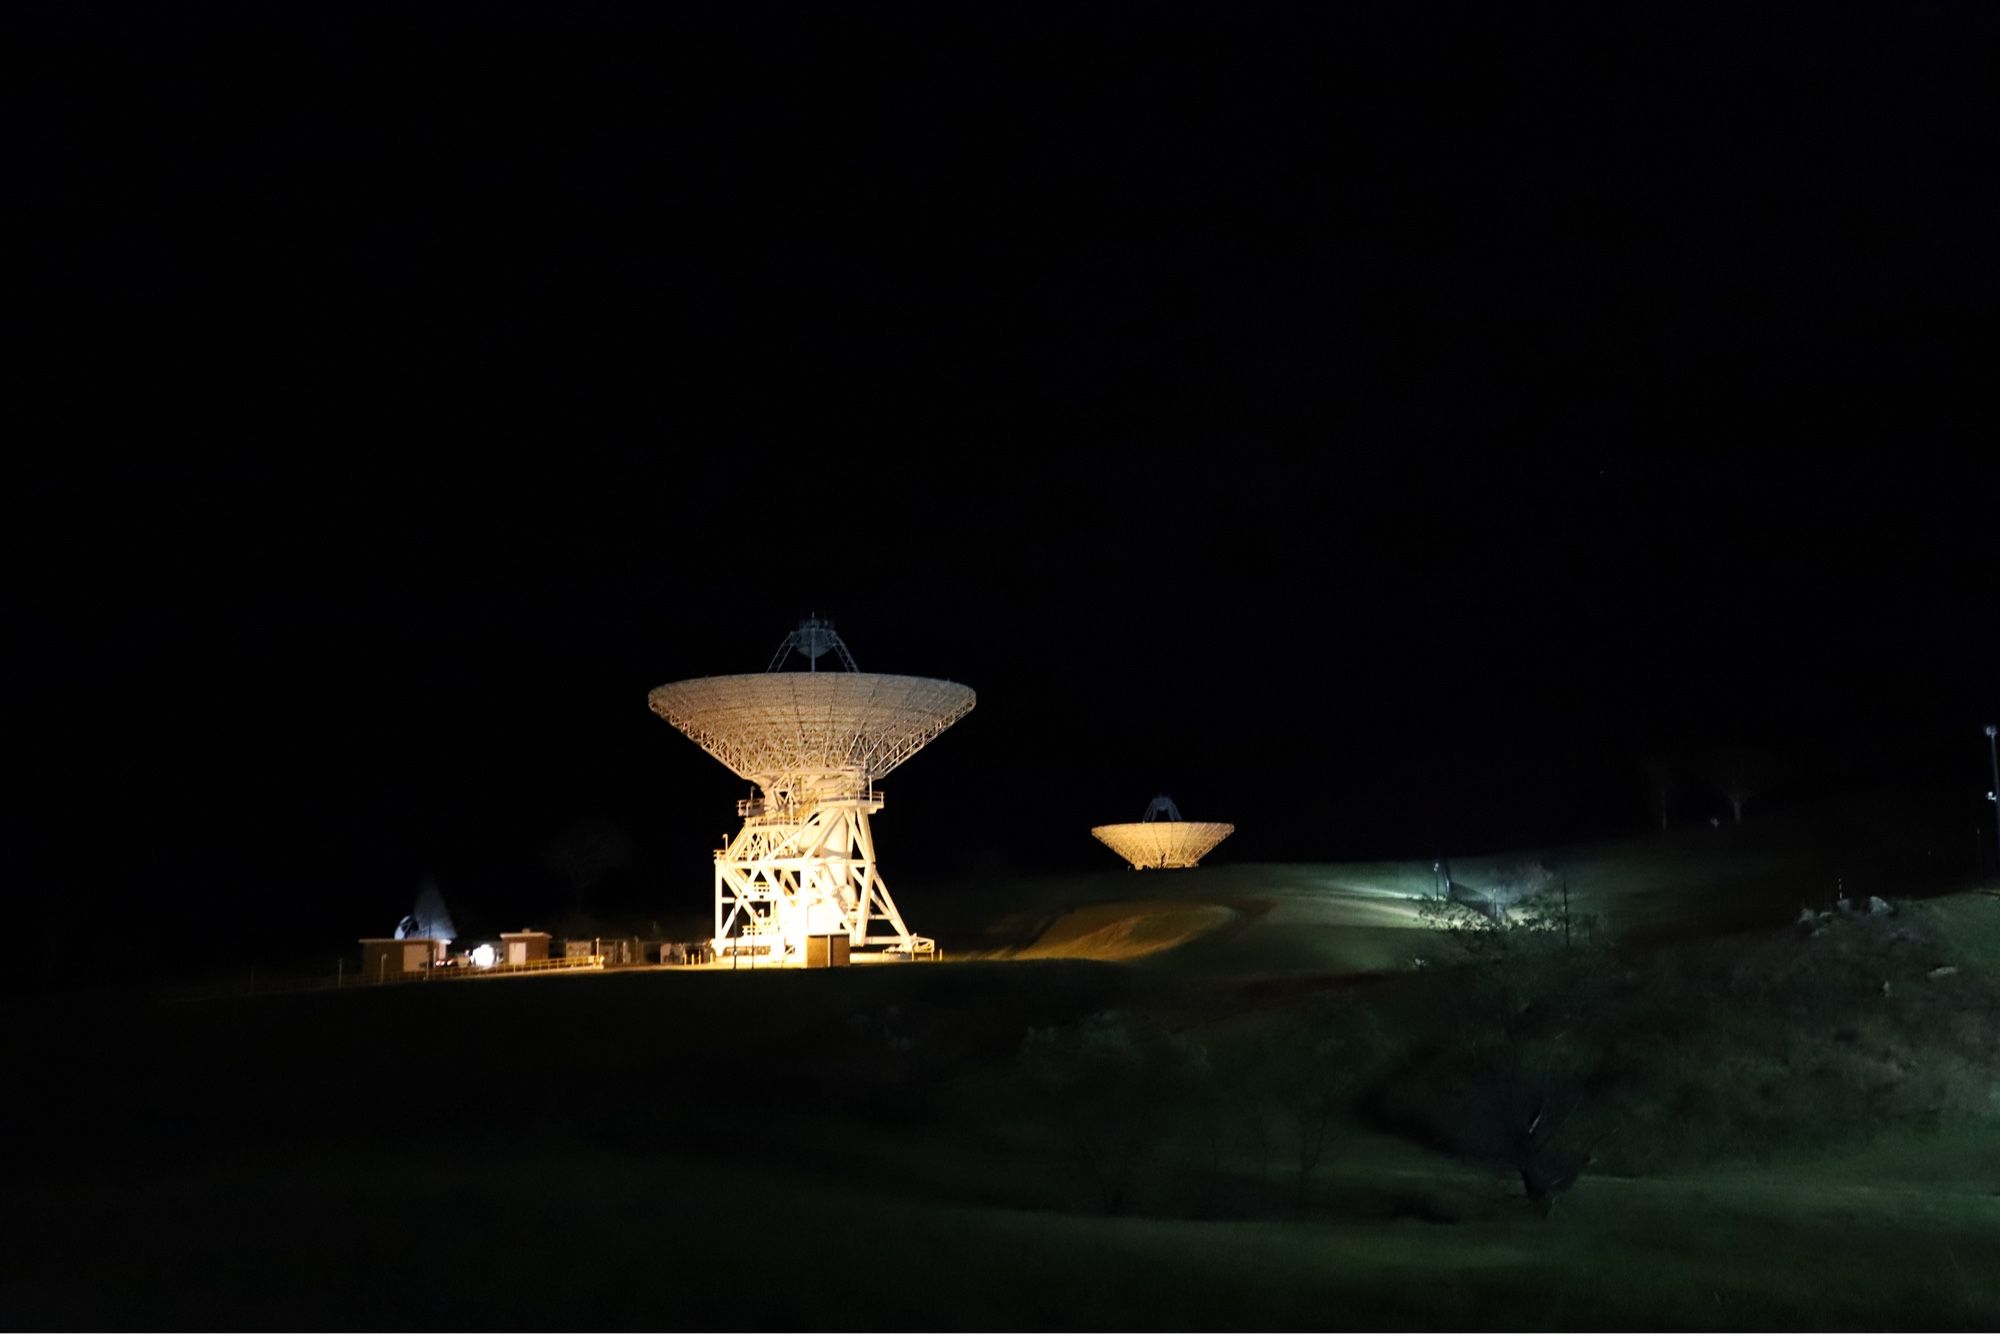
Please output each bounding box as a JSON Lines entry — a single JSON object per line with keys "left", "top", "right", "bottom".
{"left": 559, "top": 936, "right": 649, "bottom": 965}
{"left": 500, "top": 931, "right": 551, "bottom": 966}
{"left": 359, "top": 937, "right": 447, "bottom": 981}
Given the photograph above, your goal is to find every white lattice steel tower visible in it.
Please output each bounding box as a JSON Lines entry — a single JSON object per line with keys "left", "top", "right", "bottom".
{"left": 649, "top": 618, "right": 974, "bottom": 962}
{"left": 1092, "top": 794, "right": 1235, "bottom": 870}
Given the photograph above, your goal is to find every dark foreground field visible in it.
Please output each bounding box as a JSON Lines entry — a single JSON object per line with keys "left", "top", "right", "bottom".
{"left": 5, "top": 816, "right": 1998, "bottom": 1330}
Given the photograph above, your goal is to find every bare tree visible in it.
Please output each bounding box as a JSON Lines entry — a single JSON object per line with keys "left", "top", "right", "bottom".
{"left": 1459, "top": 855, "right": 1557, "bottom": 921}
{"left": 1417, "top": 890, "right": 1616, "bottom": 1216}
{"left": 1706, "top": 747, "right": 1778, "bottom": 824}
{"left": 1019, "top": 1010, "right": 1209, "bottom": 1214}
{"left": 540, "top": 815, "right": 637, "bottom": 912}
{"left": 1240, "top": 1000, "right": 1384, "bottom": 1210}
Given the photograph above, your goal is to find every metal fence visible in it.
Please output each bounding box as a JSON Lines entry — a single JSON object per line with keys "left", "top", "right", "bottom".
{"left": 351, "top": 954, "right": 607, "bottom": 986}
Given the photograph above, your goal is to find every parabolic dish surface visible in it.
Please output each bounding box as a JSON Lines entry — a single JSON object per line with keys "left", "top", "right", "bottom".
{"left": 649, "top": 673, "right": 975, "bottom": 787}
{"left": 1092, "top": 821, "right": 1236, "bottom": 869}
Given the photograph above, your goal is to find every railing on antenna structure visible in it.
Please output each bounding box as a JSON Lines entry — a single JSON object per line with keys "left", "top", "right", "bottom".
{"left": 736, "top": 788, "right": 883, "bottom": 819}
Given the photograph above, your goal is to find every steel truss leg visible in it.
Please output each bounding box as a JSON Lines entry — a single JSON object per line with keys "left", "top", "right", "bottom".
{"left": 711, "top": 800, "right": 933, "bottom": 959}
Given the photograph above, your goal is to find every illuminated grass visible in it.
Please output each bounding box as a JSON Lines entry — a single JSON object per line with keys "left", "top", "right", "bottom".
{"left": 921, "top": 788, "right": 1984, "bottom": 978}
{"left": 1008, "top": 899, "right": 1241, "bottom": 961}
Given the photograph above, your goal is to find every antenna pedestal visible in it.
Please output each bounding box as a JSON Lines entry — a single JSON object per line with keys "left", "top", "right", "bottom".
{"left": 713, "top": 792, "right": 934, "bottom": 960}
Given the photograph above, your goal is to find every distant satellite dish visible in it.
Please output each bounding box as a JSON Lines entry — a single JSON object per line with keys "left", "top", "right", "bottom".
{"left": 1093, "top": 794, "right": 1234, "bottom": 870}
{"left": 394, "top": 879, "right": 457, "bottom": 943}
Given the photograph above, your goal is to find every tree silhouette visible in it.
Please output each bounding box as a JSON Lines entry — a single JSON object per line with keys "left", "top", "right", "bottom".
{"left": 1705, "top": 747, "right": 1779, "bottom": 824}
{"left": 1416, "top": 890, "right": 1617, "bottom": 1215}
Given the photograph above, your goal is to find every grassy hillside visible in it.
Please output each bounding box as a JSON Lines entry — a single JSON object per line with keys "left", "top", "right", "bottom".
{"left": 4, "top": 802, "right": 1996, "bottom": 1329}
{"left": 915, "top": 787, "right": 1985, "bottom": 975}
{"left": 10, "top": 1131, "right": 1997, "bottom": 1329}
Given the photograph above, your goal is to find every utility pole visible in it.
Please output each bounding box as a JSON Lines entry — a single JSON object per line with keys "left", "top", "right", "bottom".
{"left": 1985, "top": 725, "right": 1999, "bottom": 876}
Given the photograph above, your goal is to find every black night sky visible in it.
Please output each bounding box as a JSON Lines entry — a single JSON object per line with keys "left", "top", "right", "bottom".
{"left": 12, "top": 2, "right": 1998, "bottom": 971}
